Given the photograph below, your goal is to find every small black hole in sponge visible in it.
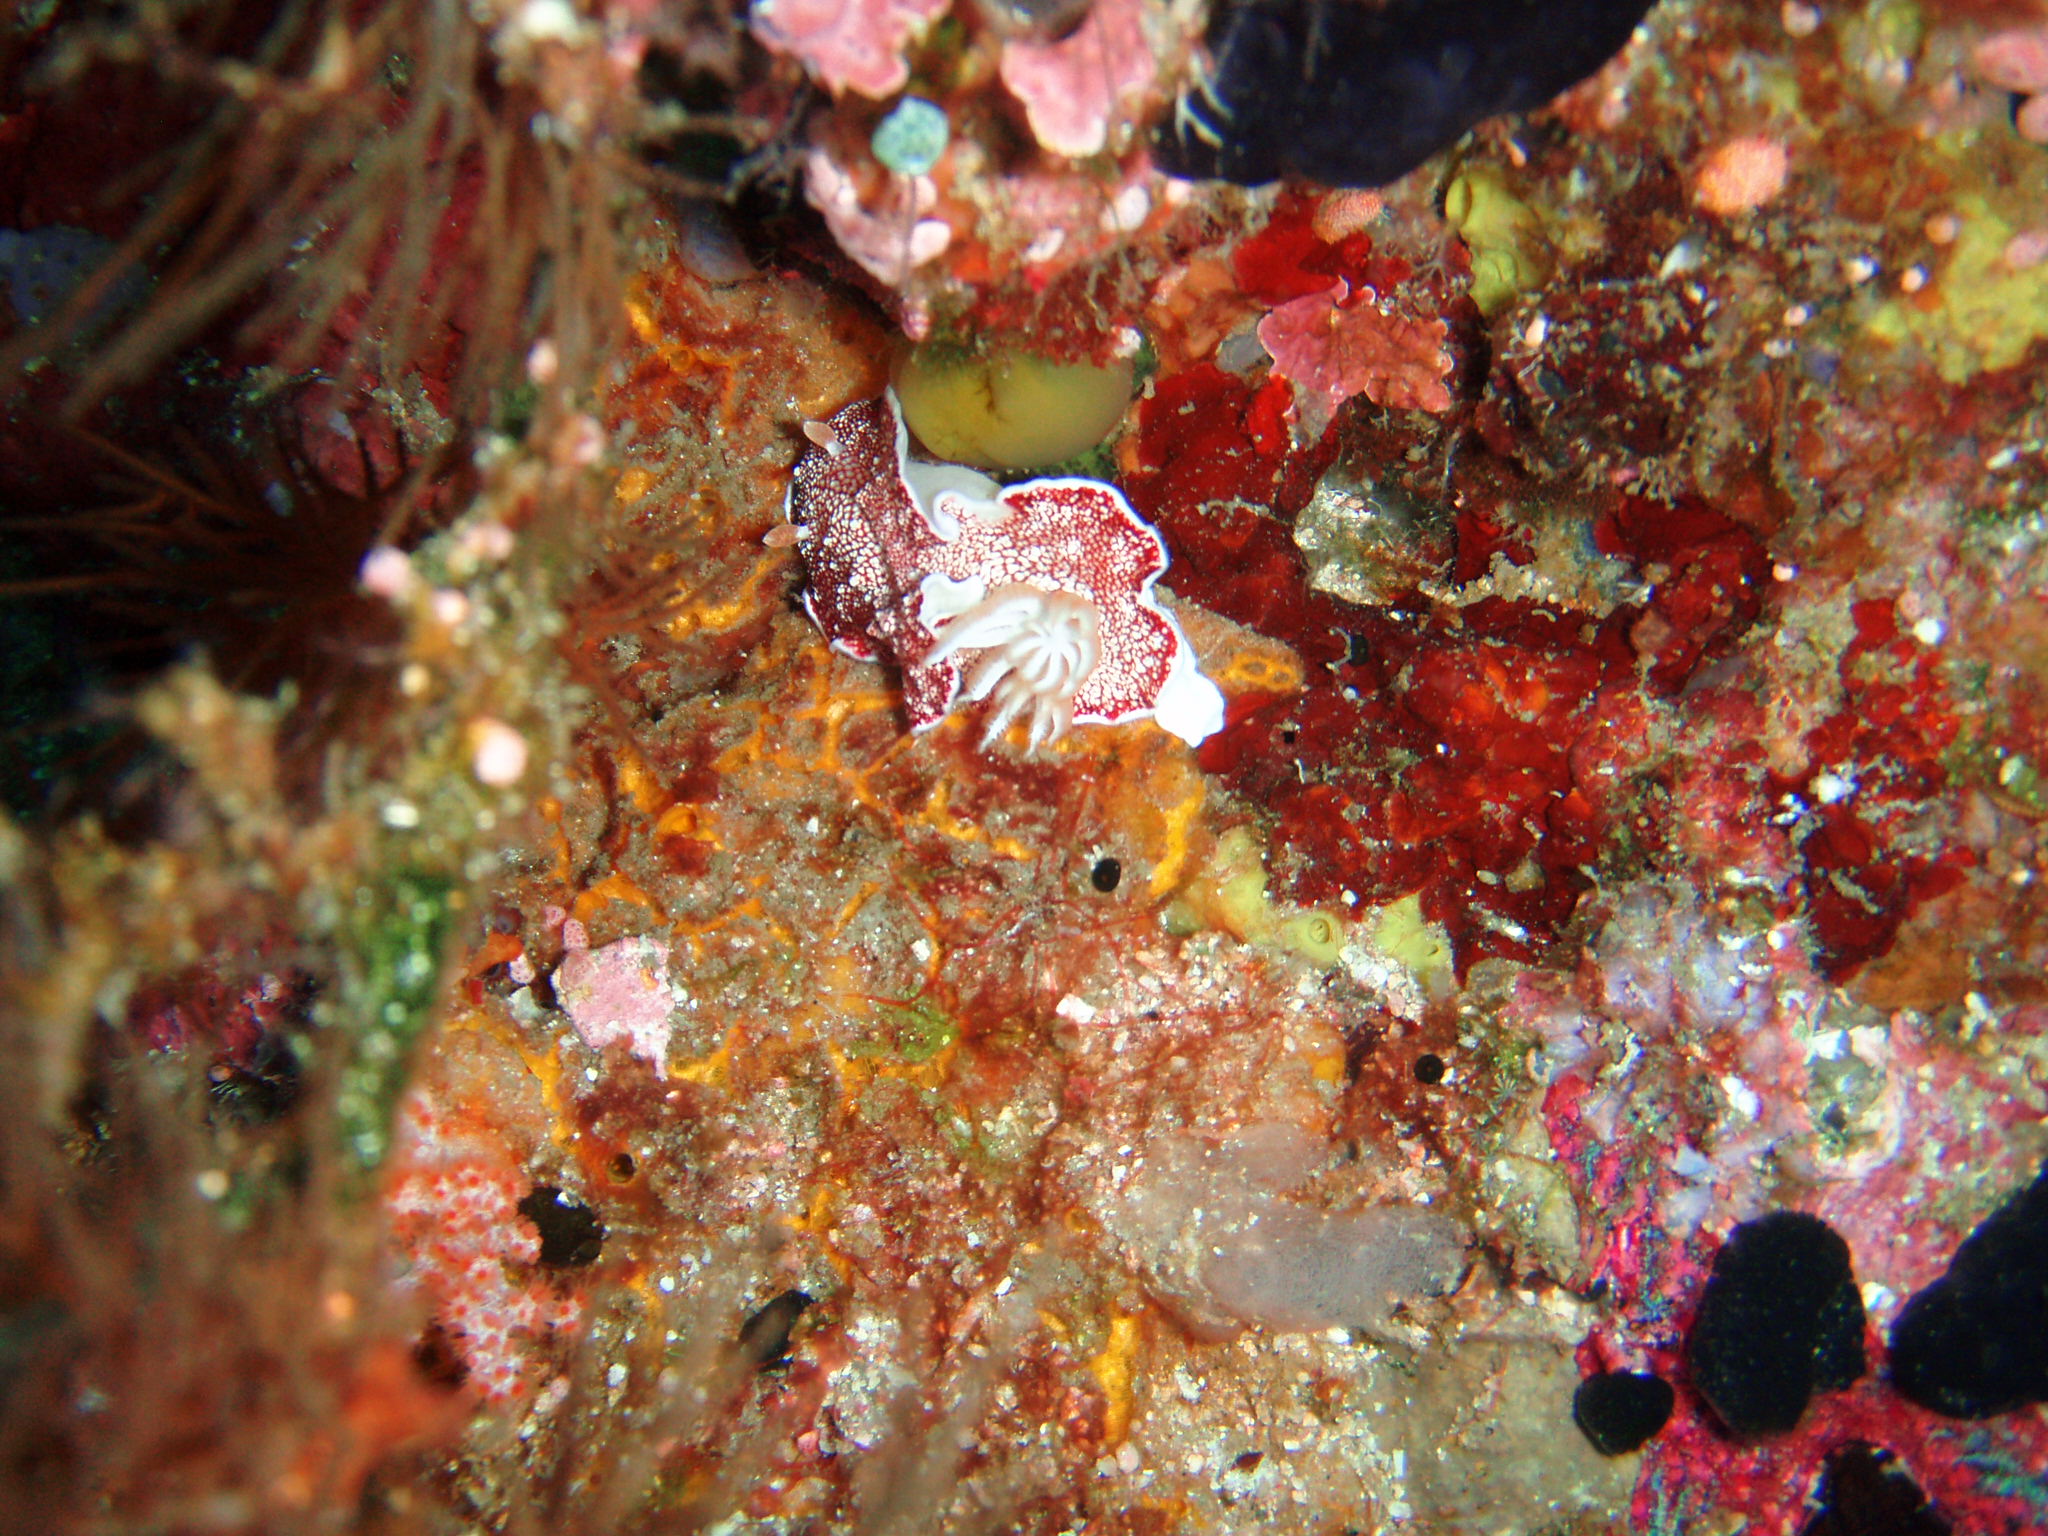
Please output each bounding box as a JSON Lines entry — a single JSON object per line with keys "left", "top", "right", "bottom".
{"left": 517, "top": 1186, "right": 606, "bottom": 1268}
{"left": 740, "top": 1289, "right": 815, "bottom": 1369}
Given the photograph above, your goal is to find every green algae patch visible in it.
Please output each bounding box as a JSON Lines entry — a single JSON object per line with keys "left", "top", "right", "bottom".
{"left": 331, "top": 867, "right": 456, "bottom": 1177}
{"left": 1835, "top": 0, "right": 1924, "bottom": 99}
{"left": 1952, "top": 736, "right": 2046, "bottom": 819}
{"left": 857, "top": 996, "right": 960, "bottom": 1064}
{"left": 894, "top": 343, "right": 1135, "bottom": 469}
{"left": 1864, "top": 194, "right": 2048, "bottom": 381}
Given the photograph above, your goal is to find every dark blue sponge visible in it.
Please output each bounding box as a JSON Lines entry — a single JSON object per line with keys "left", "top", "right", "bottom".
{"left": 1156, "top": 0, "right": 1660, "bottom": 187}
{"left": 1687, "top": 1210, "right": 1866, "bottom": 1438}
{"left": 1889, "top": 1161, "right": 2048, "bottom": 1419}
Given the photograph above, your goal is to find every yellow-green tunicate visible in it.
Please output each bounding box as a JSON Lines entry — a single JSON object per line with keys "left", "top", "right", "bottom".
{"left": 1864, "top": 193, "right": 2048, "bottom": 381}
{"left": 1374, "top": 892, "right": 1452, "bottom": 990}
{"left": 1277, "top": 909, "right": 1347, "bottom": 967}
{"left": 1443, "top": 164, "right": 1554, "bottom": 317}
{"left": 1211, "top": 865, "right": 1271, "bottom": 942}
{"left": 1167, "top": 826, "right": 1351, "bottom": 968}
{"left": 893, "top": 344, "right": 1135, "bottom": 469}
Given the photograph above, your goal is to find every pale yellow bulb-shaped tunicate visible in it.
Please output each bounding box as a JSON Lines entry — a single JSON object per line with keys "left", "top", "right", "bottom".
{"left": 893, "top": 344, "right": 1135, "bottom": 470}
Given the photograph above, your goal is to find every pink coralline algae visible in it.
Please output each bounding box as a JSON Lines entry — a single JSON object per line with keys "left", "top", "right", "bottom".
{"left": 1257, "top": 279, "right": 1454, "bottom": 432}
{"left": 748, "top": 0, "right": 949, "bottom": 99}
{"left": 554, "top": 920, "right": 676, "bottom": 1070}
{"left": 804, "top": 149, "right": 952, "bottom": 287}
{"left": 1692, "top": 135, "right": 1791, "bottom": 216}
{"left": 786, "top": 392, "right": 1225, "bottom": 748}
{"left": 1975, "top": 26, "right": 2048, "bottom": 143}
{"left": 997, "top": 0, "right": 1157, "bottom": 157}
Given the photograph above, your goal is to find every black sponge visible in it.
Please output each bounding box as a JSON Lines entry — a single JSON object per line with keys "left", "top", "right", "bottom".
{"left": 1572, "top": 1370, "right": 1675, "bottom": 1456}
{"left": 1688, "top": 1211, "right": 1866, "bottom": 1437}
{"left": 1800, "top": 1442, "right": 1951, "bottom": 1536}
{"left": 1889, "top": 1161, "right": 2048, "bottom": 1419}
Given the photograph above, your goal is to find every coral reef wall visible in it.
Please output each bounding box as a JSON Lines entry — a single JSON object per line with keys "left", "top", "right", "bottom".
{"left": 2, "top": 0, "right": 2047, "bottom": 1533}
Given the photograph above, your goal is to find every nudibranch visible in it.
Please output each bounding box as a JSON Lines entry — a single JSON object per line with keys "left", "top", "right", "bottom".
{"left": 784, "top": 392, "right": 1226, "bottom": 750}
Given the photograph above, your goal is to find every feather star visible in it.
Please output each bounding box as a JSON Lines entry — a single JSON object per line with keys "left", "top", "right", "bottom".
{"left": 784, "top": 391, "right": 1226, "bottom": 749}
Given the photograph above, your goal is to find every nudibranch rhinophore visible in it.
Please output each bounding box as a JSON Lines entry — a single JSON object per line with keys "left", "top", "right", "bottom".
{"left": 784, "top": 392, "right": 1226, "bottom": 751}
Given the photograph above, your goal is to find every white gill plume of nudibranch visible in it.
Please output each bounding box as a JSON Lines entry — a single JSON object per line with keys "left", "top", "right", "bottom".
{"left": 921, "top": 583, "right": 1103, "bottom": 748}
